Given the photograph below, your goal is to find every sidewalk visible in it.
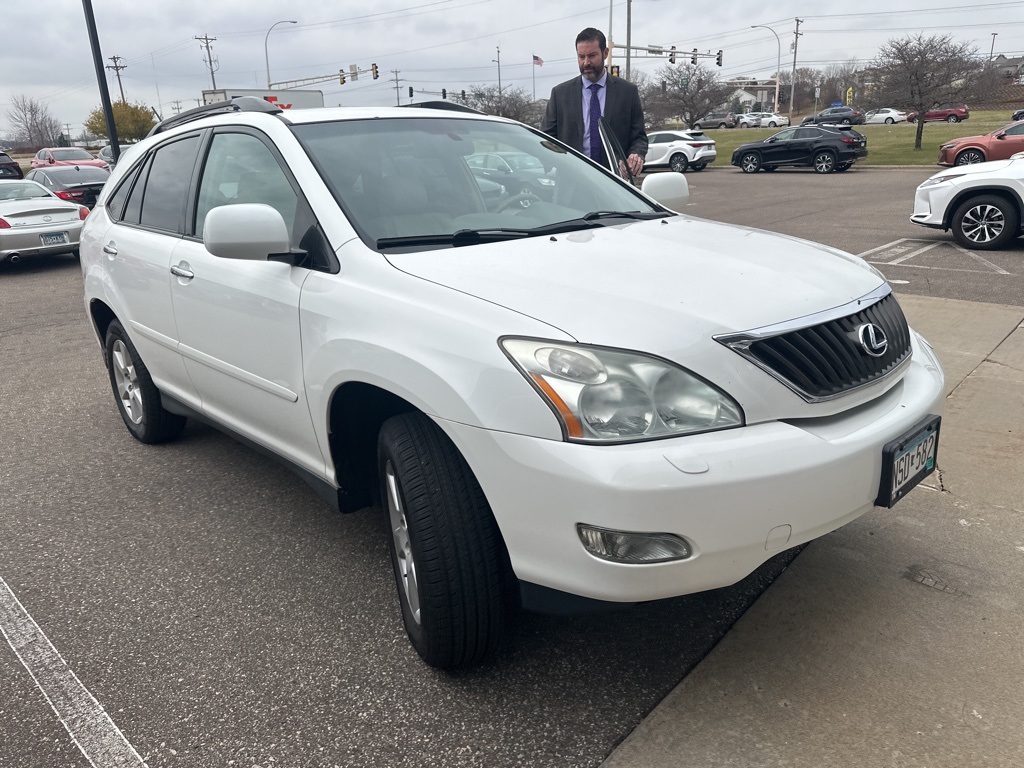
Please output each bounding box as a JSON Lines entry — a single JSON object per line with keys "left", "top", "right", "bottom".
{"left": 603, "top": 295, "right": 1024, "bottom": 768}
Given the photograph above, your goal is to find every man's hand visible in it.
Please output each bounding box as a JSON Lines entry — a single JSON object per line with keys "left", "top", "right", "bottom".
{"left": 626, "top": 153, "right": 644, "bottom": 177}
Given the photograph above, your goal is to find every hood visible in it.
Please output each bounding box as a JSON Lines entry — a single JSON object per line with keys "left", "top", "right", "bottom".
{"left": 929, "top": 158, "right": 1019, "bottom": 182}
{"left": 384, "top": 216, "right": 883, "bottom": 351}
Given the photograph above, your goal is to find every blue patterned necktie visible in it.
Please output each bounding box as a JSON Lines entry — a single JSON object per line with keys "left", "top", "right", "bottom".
{"left": 588, "top": 83, "right": 605, "bottom": 166}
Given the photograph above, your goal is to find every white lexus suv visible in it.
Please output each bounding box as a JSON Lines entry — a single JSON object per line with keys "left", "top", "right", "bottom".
{"left": 81, "top": 98, "right": 945, "bottom": 668}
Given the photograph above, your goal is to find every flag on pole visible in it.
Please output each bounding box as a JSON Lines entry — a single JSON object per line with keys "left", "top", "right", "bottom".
{"left": 532, "top": 55, "right": 544, "bottom": 66}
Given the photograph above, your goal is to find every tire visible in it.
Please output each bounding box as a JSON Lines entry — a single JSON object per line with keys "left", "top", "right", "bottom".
{"left": 378, "top": 412, "right": 515, "bottom": 669}
{"left": 908, "top": 116, "right": 917, "bottom": 123}
{"left": 691, "top": 163, "right": 707, "bottom": 171}
{"left": 950, "top": 195, "right": 1020, "bottom": 250}
{"left": 104, "top": 320, "right": 186, "bottom": 444}
{"left": 692, "top": 123, "right": 702, "bottom": 130}
{"left": 813, "top": 151, "right": 837, "bottom": 173}
{"left": 739, "top": 122, "right": 749, "bottom": 129}
{"left": 739, "top": 152, "right": 761, "bottom": 173}
{"left": 768, "top": 121, "right": 778, "bottom": 128}
{"left": 762, "top": 165, "right": 777, "bottom": 172}
{"left": 947, "top": 115, "right": 959, "bottom": 123}
{"left": 841, "top": 118, "right": 852, "bottom": 125}
{"left": 954, "top": 149, "right": 985, "bottom": 166}
{"left": 718, "top": 123, "right": 727, "bottom": 129}
{"left": 669, "top": 153, "right": 689, "bottom": 173}
{"left": 835, "top": 162, "right": 852, "bottom": 172}
{"left": 884, "top": 117, "right": 895, "bottom": 124}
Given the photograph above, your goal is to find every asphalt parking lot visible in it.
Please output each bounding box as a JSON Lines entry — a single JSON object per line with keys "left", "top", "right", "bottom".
{"left": 1, "top": 166, "right": 1021, "bottom": 767}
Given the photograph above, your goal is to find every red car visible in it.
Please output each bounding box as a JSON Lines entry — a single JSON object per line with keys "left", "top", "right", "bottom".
{"left": 30, "top": 147, "right": 109, "bottom": 170}
{"left": 907, "top": 103, "right": 969, "bottom": 124}
{"left": 937, "top": 120, "right": 1024, "bottom": 166}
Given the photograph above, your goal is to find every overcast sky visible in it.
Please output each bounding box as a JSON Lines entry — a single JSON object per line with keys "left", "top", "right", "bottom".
{"left": 2, "top": 0, "right": 1023, "bottom": 138}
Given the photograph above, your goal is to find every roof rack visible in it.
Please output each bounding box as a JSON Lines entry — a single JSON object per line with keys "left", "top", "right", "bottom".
{"left": 147, "top": 96, "right": 283, "bottom": 137}
{"left": 399, "top": 101, "right": 486, "bottom": 115}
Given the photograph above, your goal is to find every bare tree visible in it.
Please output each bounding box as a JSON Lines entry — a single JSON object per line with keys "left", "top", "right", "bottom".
{"left": 778, "top": 67, "right": 821, "bottom": 114}
{"left": 870, "top": 34, "right": 982, "bottom": 149}
{"left": 819, "top": 59, "right": 862, "bottom": 106}
{"left": 639, "top": 64, "right": 732, "bottom": 128}
{"left": 5, "top": 94, "right": 63, "bottom": 147}
{"left": 461, "top": 84, "right": 536, "bottom": 123}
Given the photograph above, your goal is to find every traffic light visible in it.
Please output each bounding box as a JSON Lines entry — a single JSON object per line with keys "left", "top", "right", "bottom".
{"left": 691, "top": 49, "right": 698, "bottom": 65}
{"left": 461, "top": 90, "right": 466, "bottom": 100}
{"left": 371, "top": 63, "right": 379, "bottom": 79}
{"left": 442, "top": 88, "right": 447, "bottom": 99}
{"left": 716, "top": 50, "right": 723, "bottom": 67}
{"left": 610, "top": 65, "right": 620, "bottom": 77}
{"left": 408, "top": 87, "right": 414, "bottom": 98}
{"left": 339, "top": 71, "right": 346, "bottom": 85}
{"left": 669, "top": 46, "right": 676, "bottom": 64}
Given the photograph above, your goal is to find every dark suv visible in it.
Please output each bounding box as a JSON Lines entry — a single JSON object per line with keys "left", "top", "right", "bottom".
{"left": 907, "top": 103, "right": 969, "bottom": 123}
{"left": 691, "top": 112, "right": 736, "bottom": 130}
{"left": 731, "top": 125, "right": 868, "bottom": 174}
{"left": 800, "top": 106, "right": 866, "bottom": 126}
{"left": 0, "top": 151, "right": 24, "bottom": 179}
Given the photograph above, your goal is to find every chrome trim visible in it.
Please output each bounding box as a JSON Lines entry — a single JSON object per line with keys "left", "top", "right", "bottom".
{"left": 713, "top": 284, "right": 910, "bottom": 404}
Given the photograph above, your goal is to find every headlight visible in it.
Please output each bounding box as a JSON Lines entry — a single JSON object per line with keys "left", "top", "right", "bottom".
{"left": 501, "top": 339, "right": 743, "bottom": 443}
{"left": 919, "top": 173, "right": 964, "bottom": 189}
{"left": 939, "top": 143, "right": 955, "bottom": 150}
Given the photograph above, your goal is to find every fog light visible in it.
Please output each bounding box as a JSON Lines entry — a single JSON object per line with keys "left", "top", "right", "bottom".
{"left": 576, "top": 524, "right": 692, "bottom": 564}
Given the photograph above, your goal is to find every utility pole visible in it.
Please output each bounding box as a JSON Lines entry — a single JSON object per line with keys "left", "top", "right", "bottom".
{"left": 105, "top": 55, "right": 127, "bottom": 102}
{"left": 493, "top": 46, "right": 502, "bottom": 113}
{"left": 625, "top": 0, "right": 632, "bottom": 80}
{"left": 195, "top": 34, "right": 218, "bottom": 90}
{"left": 64, "top": 123, "right": 73, "bottom": 145}
{"left": 989, "top": 33, "right": 998, "bottom": 61}
{"left": 172, "top": 100, "right": 182, "bottom": 115}
{"left": 787, "top": 18, "right": 803, "bottom": 125}
{"left": 391, "top": 70, "right": 402, "bottom": 106}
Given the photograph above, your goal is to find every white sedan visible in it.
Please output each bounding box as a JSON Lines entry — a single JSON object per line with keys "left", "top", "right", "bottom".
{"left": 0, "top": 179, "right": 89, "bottom": 265}
{"left": 643, "top": 129, "right": 717, "bottom": 172}
{"left": 866, "top": 108, "right": 907, "bottom": 124}
{"left": 755, "top": 112, "right": 790, "bottom": 128}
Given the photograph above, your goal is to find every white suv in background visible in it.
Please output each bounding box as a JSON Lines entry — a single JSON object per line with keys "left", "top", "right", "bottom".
{"left": 911, "top": 156, "right": 1024, "bottom": 249}
{"left": 643, "top": 129, "right": 717, "bottom": 172}
{"left": 81, "top": 98, "right": 944, "bottom": 669}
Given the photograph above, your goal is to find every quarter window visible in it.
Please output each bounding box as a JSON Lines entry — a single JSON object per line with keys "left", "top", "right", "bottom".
{"left": 138, "top": 135, "right": 201, "bottom": 233}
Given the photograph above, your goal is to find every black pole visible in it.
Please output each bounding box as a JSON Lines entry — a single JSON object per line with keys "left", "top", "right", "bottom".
{"left": 81, "top": 0, "right": 120, "bottom": 162}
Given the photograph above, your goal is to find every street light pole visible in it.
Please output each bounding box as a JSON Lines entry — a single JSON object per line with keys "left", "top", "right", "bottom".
{"left": 989, "top": 32, "right": 998, "bottom": 61}
{"left": 751, "top": 25, "right": 781, "bottom": 113}
{"left": 493, "top": 46, "right": 502, "bottom": 114}
{"left": 265, "top": 20, "right": 297, "bottom": 89}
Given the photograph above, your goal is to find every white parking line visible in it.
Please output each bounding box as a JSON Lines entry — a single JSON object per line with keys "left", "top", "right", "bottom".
{"left": 0, "top": 577, "right": 148, "bottom": 768}
{"left": 859, "top": 238, "right": 1012, "bottom": 275}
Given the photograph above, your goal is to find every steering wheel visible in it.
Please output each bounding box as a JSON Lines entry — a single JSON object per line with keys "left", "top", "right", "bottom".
{"left": 495, "top": 192, "right": 542, "bottom": 212}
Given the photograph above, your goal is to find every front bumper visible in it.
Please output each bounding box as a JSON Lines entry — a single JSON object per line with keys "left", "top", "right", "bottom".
{"left": 440, "top": 334, "right": 944, "bottom": 604}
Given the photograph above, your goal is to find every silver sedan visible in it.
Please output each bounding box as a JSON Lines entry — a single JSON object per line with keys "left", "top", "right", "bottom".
{"left": 0, "top": 179, "right": 88, "bottom": 265}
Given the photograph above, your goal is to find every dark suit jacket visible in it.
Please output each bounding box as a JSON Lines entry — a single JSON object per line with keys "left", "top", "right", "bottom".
{"left": 541, "top": 74, "right": 648, "bottom": 160}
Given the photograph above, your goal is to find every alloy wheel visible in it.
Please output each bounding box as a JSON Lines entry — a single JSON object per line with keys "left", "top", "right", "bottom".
{"left": 111, "top": 340, "right": 143, "bottom": 424}
{"left": 955, "top": 150, "right": 984, "bottom": 166}
{"left": 960, "top": 204, "right": 1005, "bottom": 244}
{"left": 385, "top": 460, "right": 421, "bottom": 625}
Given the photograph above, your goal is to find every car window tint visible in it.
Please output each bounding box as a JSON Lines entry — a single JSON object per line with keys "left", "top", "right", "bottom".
{"left": 106, "top": 163, "right": 145, "bottom": 222}
{"left": 139, "top": 135, "right": 200, "bottom": 233}
{"left": 194, "top": 132, "right": 298, "bottom": 240}
{"left": 1005, "top": 124, "right": 1024, "bottom": 136}
{"left": 773, "top": 129, "right": 797, "bottom": 141}
{"left": 795, "top": 128, "right": 819, "bottom": 139}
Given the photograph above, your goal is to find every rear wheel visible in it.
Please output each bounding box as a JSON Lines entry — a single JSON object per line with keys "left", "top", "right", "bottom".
{"left": 884, "top": 117, "right": 895, "bottom": 124}
{"left": 947, "top": 115, "right": 960, "bottom": 123}
{"left": 691, "top": 163, "right": 707, "bottom": 171}
{"left": 950, "top": 195, "right": 1020, "bottom": 250}
{"left": 669, "top": 153, "right": 689, "bottom": 173}
{"left": 813, "top": 151, "right": 837, "bottom": 173}
{"left": 378, "top": 412, "right": 515, "bottom": 669}
{"left": 841, "top": 118, "right": 852, "bottom": 125}
{"left": 768, "top": 121, "right": 778, "bottom": 128}
{"left": 954, "top": 149, "right": 985, "bottom": 166}
{"left": 104, "top": 320, "right": 186, "bottom": 444}
{"left": 739, "top": 152, "right": 761, "bottom": 173}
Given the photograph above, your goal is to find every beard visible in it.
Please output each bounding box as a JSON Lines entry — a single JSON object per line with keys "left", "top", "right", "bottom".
{"left": 581, "top": 65, "right": 603, "bottom": 82}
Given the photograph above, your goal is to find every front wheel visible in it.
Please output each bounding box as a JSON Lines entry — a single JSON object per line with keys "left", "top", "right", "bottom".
{"left": 954, "top": 149, "right": 985, "bottom": 166}
{"left": 739, "top": 152, "right": 761, "bottom": 173}
{"left": 104, "top": 320, "right": 186, "bottom": 443}
{"left": 813, "top": 151, "right": 837, "bottom": 173}
{"left": 669, "top": 153, "right": 689, "bottom": 173}
{"left": 378, "top": 413, "right": 515, "bottom": 669}
{"left": 951, "top": 195, "right": 1020, "bottom": 250}
{"left": 947, "top": 115, "right": 960, "bottom": 123}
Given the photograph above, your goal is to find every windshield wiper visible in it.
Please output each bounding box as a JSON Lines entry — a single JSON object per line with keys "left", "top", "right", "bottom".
{"left": 581, "top": 210, "right": 671, "bottom": 221}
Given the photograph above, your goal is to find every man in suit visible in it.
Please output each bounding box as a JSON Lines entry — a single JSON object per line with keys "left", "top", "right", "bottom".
{"left": 541, "top": 27, "right": 648, "bottom": 176}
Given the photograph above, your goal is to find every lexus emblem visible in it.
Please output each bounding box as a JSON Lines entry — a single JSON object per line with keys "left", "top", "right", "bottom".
{"left": 43, "top": 215, "right": 52, "bottom": 222}
{"left": 857, "top": 323, "right": 888, "bottom": 358}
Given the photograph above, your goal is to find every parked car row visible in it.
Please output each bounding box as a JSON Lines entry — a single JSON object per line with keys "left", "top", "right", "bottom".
{"left": 731, "top": 125, "right": 868, "bottom": 174}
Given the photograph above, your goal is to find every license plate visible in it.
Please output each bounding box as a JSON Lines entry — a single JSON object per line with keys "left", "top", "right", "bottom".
{"left": 876, "top": 415, "right": 941, "bottom": 508}
{"left": 40, "top": 232, "right": 69, "bottom": 246}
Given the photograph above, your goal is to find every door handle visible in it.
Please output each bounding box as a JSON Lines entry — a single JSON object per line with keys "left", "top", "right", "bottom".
{"left": 170, "top": 264, "right": 195, "bottom": 279}
{"left": 102, "top": 244, "right": 117, "bottom": 255}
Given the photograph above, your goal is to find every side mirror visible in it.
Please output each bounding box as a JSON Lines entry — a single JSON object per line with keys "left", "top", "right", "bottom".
{"left": 995, "top": 133, "right": 1006, "bottom": 140}
{"left": 204, "top": 204, "right": 291, "bottom": 261}
{"left": 640, "top": 173, "right": 688, "bottom": 213}
{"left": 47, "top": 157, "right": 55, "bottom": 164}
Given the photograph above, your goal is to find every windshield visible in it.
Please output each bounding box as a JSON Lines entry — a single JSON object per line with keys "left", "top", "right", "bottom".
{"left": 52, "top": 149, "right": 95, "bottom": 161}
{"left": 0, "top": 182, "right": 50, "bottom": 200}
{"left": 293, "top": 116, "right": 661, "bottom": 249}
